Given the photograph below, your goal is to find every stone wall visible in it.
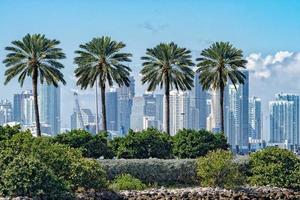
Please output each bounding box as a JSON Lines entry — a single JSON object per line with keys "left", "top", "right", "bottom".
{"left": 119, "top": 187, "right": 300, "bottom": 200}
{"left": 2, "top": 187, "right": 300, "bottom": 200}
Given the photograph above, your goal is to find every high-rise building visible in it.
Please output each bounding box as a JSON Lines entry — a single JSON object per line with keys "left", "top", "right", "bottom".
{"left": 130, "top": 96, "right": 144, "bottom": 131}
{"left": 209, "top": 89, "right": 222, "bottom": 132}
{"left": 249, "top": 97, "right": 262, "bottom": 139}
{"left": 269, "top": 100, "right": 295, "bottom": 150}
{"left": 13, "top": 90, "right": 32, "bottom": 123}
{"left": 143, "top": 93, "right": 156, "bottom": 117}
{"left": 23, "top": 94, "right": 35, "bottom": 125}
{"left": 143, "top": 116, "right": 159, "bottom": 129}
{"left": 106, "top": 89, "right": 118, "bottom": 131}
{"left": 275, "top": 93, "right": 299, "bottom": 148}
{"left": 194, "top": 74, "right": 208, "bottom": 129}
{"left": 117, "top": 76, "right": 135, "bottom": 135}
{"left": 167, "top": 90, "right": 190, "bottom": 136}
{"left": 224, "top": 70, "right": 249, "bottom": 153}
{"left": 40, "top": 85, "right": 61, "bottom": 135}
{"left": 0, "top": 99, "right": 13, "bottom": 124}
{"left": 155, "top": 94, "right": 164, "bottom": 130}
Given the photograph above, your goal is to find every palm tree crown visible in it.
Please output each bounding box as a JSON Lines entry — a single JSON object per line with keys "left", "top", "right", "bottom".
{"left": 74, "top": 36, "right": 132, "bottom": 131}
{"left": 3, "top": 33, "right": 66, "bottom": 136}
{"left": 140, "top": 42, "right": 194, "bottom": 134}
{"left": 141, "top": 42, "right": 194, "bottom": 91}
{"left": 3, "top": 34, "right": 66, "bottom": 86}
{"left": 196, "top": 41, "right": 247, "bottom": 133}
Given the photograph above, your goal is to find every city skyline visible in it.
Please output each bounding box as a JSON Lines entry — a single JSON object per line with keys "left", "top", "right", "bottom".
{"left": 4, "top": 75, "right": 300, "bottom": 152}
{"left": 1, "top": 1, "right": 300, "bottom": 130}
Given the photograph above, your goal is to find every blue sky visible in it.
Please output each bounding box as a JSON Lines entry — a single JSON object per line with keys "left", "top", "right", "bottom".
{"left": 1, "top": 0, "right": 300, "bottom": 129}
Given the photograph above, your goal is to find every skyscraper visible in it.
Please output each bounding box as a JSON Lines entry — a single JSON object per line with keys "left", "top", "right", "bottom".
{"left": 209, "top": 89, "right": 221, "bottom": 132}
{"left": 117, "top": 76, "right": 135, "bottom": 135}
{"left": 106, "top": 89, "right": 118, "bottom": 131}
{"left": 13, "top": 90, "right": 32, "bottom": 123}
{"left": 275, "top": 93, "right": 299, "bottom": 148}
{"left": 155, "top": 94, "right": 164, "bottom": 130}
{"left": 143, "top": 93, "right": 156, "bottom": 117}
{"left": 269, "top": 100, "right": 295, "bottom": 150}
{"left": 224, "top": 70, "right": 249, "bottom": 153}
{"left": 167, "top": 90, "right": 190, "bottom": 136}
{"left": 40, "top": 85, "right": 61, "bottom": 135}
{"left": 194, "top": 74, "right": 207, "bottom": 129}
{"left": 23, "top": 94, "right": 35, "bottom": 125}
{"left": 0, "top": 99, "right": 13, "bottom": 124}
{"left": 130, "top": 96, "right": 144, "bottom": 131}
{"left": 249, "top": 97, "right": 262, "bottom": 139}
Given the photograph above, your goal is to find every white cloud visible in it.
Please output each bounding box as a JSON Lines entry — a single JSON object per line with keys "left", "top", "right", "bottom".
{"left": 246, "top": 51, "right": 300, "bottom": 79}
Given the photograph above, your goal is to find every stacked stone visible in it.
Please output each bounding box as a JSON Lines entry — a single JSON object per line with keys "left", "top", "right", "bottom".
{"left": 120, "top": 187, "right": 300, "bottom": 200}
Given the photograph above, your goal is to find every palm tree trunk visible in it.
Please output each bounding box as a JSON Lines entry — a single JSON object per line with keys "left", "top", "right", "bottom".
{"left": 220, "top": 87, "right": 225, "bottom": 134}
{"left": 32, "top": 71, "right": 41, "bottom": 137}
{"left": 165, "top": 77, "right": 170, "bottom": 135}
{"left": 95, "top": 78, "right": 99, "bottom": 134}
{"left": 100, "top": 82, "right": 107, "bottom": 131}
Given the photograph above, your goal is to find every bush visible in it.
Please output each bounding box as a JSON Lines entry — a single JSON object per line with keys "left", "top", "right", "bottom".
{"left": 172, "top": 129, "right": 229, "bottom": 158}
{"left": 69, "top": 158, "right": 107, "bottom": 189}
{"left": 196, "top": 150, "right": 244, "bottom": 188}
{"left": 249, "top": 147, "right": 300, "bottom": 189}
{"left": 109, "top": 174, "right": 147, "bottom": 191}
{"left": 0, "top": 130, "right": 107, "bottom": 198}
{"left": 110, "top": 128, "right": 172, "bottom": 159}
{"left": 99, "top": 159, "right": 198, "bottom": 186}
{"left": 0, "top": 125, "right": 23, "bottom": 142}
{"left": 0, "top": 155, "right": 72, "bottom": 199}
{"left": 53, "top": 130, "right": 113, "bottom": 158}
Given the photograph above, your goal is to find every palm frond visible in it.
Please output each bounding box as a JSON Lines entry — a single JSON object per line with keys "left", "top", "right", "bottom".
{"left": 3, "top": 34, "right": 66, "bottom": 87}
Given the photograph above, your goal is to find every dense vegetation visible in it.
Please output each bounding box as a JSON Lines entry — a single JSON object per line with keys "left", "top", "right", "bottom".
{"left": 1, "top": 126, "right": 300, "bottom": 198}
{"left": 0, "top": 126, "right": 106, "bottom": 199}
{"left": 55, "top": 128, "right": 228, "bottom": 159}
{"left": 100, "top": 159, "right": 198, "bottom": 186}
{"left": 110, "top": 128, "right": 173, "bottom": 159}
{"left": 249, "top": 147, "right": 300, "bottom": 189}
{"left": 172, "top": 129, "right": 229, "bottom": 158}
{"left": 196, "top": 150, "right": 245, "bottom": 188}
{"left": 53, "top": 129, "right": 113, "bottom": 158}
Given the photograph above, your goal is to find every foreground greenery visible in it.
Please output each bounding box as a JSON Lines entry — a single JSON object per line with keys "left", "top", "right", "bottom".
{"left": 197, "top": 150, "right": 245, "bottom": 188}
{"left": 249, "top": 147, "right": 300, "bottom": 189}
{"left": 0, "top": 126, "right": 106, "bottom": 199}
{"left": 109, "top": 174, "right": 147, "bottom": 191}
{"left": 1, "top": 126, "right": 300, "bottom": 198}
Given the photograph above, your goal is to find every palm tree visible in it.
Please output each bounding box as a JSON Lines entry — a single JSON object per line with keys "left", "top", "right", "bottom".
{"left": 196, "top": 41, "right": 247, "bottom": 133}
{"left": 74, "top": 36, "right": 132, "bottom": 132}
{"left": 3, "top": 34, "right": 66, "bottom": 137}
{"left": 140, "top": 42, "right": 194, "bottom": 135}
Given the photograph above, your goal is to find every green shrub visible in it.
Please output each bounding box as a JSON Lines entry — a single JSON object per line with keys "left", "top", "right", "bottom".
{"left": 109, "top": 174, "right": 147, "bottom": 191}
{"left": 0, "top": 131, "right": 107, "bottom": 198}
{"left": 100, "top": 159, "right": 198, "bottom": 186}
{"left": 53, "top": 130, "right": 113, "bottom": 158}
{"left": 0, "top": 125, "right": 23, "bottom": 142}
{"left": 69, "top": 158, "right": 107, "bottom": 189}
{"left": 0, "top": 154, "right": 72, "bottom": 199}
{"left": 172, "top": 129, "right": 229, "bottom": 158}
{"left": 249, "top": 147, "right": 300, "bottom": 189}
{"left": 196, "top": 150, "right": 244, "bottom": 188}
{"left": 110, "top": 128, "right": 172, "bottom": 159}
